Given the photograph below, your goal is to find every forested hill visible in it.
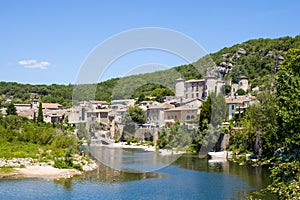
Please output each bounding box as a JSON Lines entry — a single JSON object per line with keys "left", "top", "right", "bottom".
{"left": 1, "top": 35, "right": 299, "bottom": 106}
{"left": 210, "top": 35, "right": 300, "bottom": 86}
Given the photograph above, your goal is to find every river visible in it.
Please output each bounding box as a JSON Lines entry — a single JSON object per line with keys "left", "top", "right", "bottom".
{"left": 0, "top": 146, "right": 275, "bottom": 199}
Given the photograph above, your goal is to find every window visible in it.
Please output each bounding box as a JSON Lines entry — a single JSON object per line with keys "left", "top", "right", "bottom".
{"left": 231, "top": 105, "right": 235, "bottom": 110}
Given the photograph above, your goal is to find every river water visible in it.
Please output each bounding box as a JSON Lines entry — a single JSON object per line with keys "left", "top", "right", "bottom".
{"left": 0, "top": 146, "right": 274, "bottom": 200}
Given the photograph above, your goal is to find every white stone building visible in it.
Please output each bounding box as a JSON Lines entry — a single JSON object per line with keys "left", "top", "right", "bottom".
{"left": 175, "top": 76, "right": 225, "bottom": 100}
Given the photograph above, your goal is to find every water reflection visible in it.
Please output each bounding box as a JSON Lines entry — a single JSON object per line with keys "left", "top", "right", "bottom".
{"left": 85, "top": 146, "right": 181, "bottom": 172}
{"left": 173, "top": 154, "right": 272, "bottom": 190}
{"left": 79, "top": 163, "right": 164, "bottom": 182}
{"left": 0, "top": 147, "right": 276, "bottom": 200}
{"left": 54, "top": 161, "right": 164, "bottom": 189}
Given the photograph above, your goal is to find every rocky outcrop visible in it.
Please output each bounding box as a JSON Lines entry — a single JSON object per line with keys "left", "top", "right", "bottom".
{"left": 237, "top": 48, "right": 246, "bottom": 55}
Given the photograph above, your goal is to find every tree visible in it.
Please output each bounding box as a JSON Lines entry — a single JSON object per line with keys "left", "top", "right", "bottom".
{"left": 224, "top": 84, "right": 231, "bottom": 95}
{"left": 128, "top": 106, "right": 146, "bottom": 124}
{"left": 235, "top": 88, "right": 246, "bottom": 95}
{"left": 37, "top": 102, "right": 43, "bottom": 123}
{"left": 275, "top": 47, "right": 300, "bottom": 150}
{"left": 237, "top": 91, "right": 278, "bottom": 156}
{"left": 122, "top": 110, "right": 137, "bottom": 138}
{"left": 33, "top": 112, "right": 36, "bottom": 123}
{"left": 6, "top": 103, "right": 17, "bottom": 115}
{"left": 196, "top": 92, "right": 226, "bottom": 152}
{"left": 76, "top": 123, "right": 90, "bottom": 145}
{"left": 156, "top": 122, "right": 192, "bottom": 150}
{"left": 150, "top": 88, "right": 174, "bottom": 102}
{"left": 137, "top": 93, "right": 145, "bottom": 103}
{"left": 199, "top": 96, "right": 211, "bottom": 132}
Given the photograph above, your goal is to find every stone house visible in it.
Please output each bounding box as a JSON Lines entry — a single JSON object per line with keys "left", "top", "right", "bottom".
{"left": 147, "top": 102, "right": 174, "bottom": 128}
{"left": 225, "top": 94, "right": 255, "bottom": 120}
{"left": 231, "top": 76, "right": 249, "bottom": 94}
{"left": 175, "top": 76, "right": 225, "bottom": 100}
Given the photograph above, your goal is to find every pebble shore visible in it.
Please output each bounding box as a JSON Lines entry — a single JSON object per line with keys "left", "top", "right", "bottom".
{"left": 0, "top": 156, "right": 98, "bottom": 179}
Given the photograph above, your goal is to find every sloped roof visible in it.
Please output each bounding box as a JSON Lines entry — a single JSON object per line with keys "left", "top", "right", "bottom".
{"left": 165, "top": 106, "right": 198, "bottom": 112}
{"left": 90, "top": 100, "right": 108, "bottom": 105}
{"left": 185, "top": 79, "right": 204, "bottom": 83}
{"left": 42, "top": 103, "right": 63, "bottom": 109}
{"left": 148, "top": 102, "right": 174, "bottom": 110}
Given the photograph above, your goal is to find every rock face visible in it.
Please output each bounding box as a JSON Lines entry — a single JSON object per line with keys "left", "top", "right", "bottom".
{"left": 237, "top": 48, "right": 246, "bottom": 55}
{"left": 222, "top": 53, "right": 229, "bottom": 59}
{"left": 266, "top": 51, "right": 273, "bottom": 56}
{"left": 217, "top": 61, "right": 234, "bottom": 77}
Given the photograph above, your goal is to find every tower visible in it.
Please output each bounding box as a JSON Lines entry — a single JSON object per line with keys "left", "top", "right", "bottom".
{"left": 175, "top": 78, "right": 185, "bottom": 98}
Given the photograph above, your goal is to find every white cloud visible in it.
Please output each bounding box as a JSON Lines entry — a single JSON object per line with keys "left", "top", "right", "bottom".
{"left": 18, "top": 59, "right": 51, "bottom": 69}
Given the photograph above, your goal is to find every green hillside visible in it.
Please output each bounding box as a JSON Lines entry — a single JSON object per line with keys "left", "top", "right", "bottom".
{"left": 211, "top": 35, "right": 300, "bottom": 86}
{"left": 1, "top": 35, "right": 300, "bottom": 106}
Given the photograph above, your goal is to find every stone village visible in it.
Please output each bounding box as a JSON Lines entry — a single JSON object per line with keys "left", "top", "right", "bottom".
{"left": 1, "top": 76, "right": 257, "bottom": 147}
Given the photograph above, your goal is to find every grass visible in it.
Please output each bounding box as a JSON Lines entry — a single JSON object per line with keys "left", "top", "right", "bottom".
{"left": 0, "top": 141, "right": 89, "bottom": 171}
{"left": 0, "top": 141, "right": 41, "bottom": 159}
{"left": 0, "top": 141, "right": 68, "bottom": 160}
{"left": 0, "top": 167, "right": 14, "bottom": 173}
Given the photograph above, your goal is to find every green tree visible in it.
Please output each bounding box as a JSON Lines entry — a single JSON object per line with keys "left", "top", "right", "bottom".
{"left": 128, "top": 106, "right": 146, "bottom": 124}
{"left": 6, "top": 103, "right": 17, "bottom": 115}
{"left": 156, "top": 122, "right": 192, "bottom": 150}
{"left": 156, "top": 128, "right": 169, "bottom": 149}
{"left": 150, "top": 88, "right": 174, "bottom": 102}
{"left": 33, "top": 111, "right": 36, "bottom": 123}
{"left": 235, "top": 88, "right": 246, "bottom": 95}
{"left": 243, "top": 91, "right": 278, "bottom": 156}
{"left": 137, "top": 93, "right": 145, "bottom": 103}
{"left": 37, "top": 102, "right": 43, "bottom": 123}
{"left": 275, "top": 47, "right": 300, "bottom": 150}
{"left": 76, "top": 123, "right": 90, "bottom": 144}
{"left": 199, "top": 96, "right": 211, "bottom": 131}
{"left": 224, "top": 84, "right": 231, "bottom": 95}
{"left": 122, "top": 111, "right": 137, "bottom": 138}
{"left": 196, "top": 93, "right": 226, "bottom": 152}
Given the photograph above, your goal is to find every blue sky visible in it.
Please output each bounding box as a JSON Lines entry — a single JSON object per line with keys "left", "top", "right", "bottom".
{"left": 0, "top": 0, "right": 299, "bottom": 84}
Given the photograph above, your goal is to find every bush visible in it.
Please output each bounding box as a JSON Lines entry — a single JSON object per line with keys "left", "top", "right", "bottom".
{"left": 235, "top": 88, "right": 246, "bottom": 95}
{"left": 73, "top": 164, "right": 83, "bottom": 171}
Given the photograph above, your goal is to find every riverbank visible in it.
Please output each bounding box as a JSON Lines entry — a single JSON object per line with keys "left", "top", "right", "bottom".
{"left": 89, "top": 142, "right": 156, "bottom": 151}
{"left": 0, "top": 156, "right": 98, "bottom": 180}
{"left": 89, "top": 142, "right": 187, "bottom": 155}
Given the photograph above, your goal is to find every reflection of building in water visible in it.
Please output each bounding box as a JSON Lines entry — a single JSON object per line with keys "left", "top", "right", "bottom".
{"left": 85, "top": 146, "right": 180, "bottom": 173}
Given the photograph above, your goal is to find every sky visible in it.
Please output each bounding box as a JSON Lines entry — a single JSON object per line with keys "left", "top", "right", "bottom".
{"left": 0, "top": 0, "right": 299, "bottom": 85}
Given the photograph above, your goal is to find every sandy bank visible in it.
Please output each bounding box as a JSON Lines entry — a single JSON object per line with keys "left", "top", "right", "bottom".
{"left": 15, "top": 165, "right": 82, "bottom": 179}
{"left": 0, "top": 156, "right": 98, "bottom": 180}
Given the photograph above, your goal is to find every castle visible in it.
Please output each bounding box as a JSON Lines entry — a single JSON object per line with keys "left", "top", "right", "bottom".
{"left": 175, "top": 76, "right": 249, "bottom": 99}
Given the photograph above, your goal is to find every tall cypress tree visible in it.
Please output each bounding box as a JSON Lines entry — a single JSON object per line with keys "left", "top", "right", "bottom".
{"left": 37, "top": 102, "right": 43, "bottom": 123}
{"left": 33, "top": 111, "right": 36, "bottom": 123}
{"left": 199, "top": 96, "right": 212, "bottom": 131}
